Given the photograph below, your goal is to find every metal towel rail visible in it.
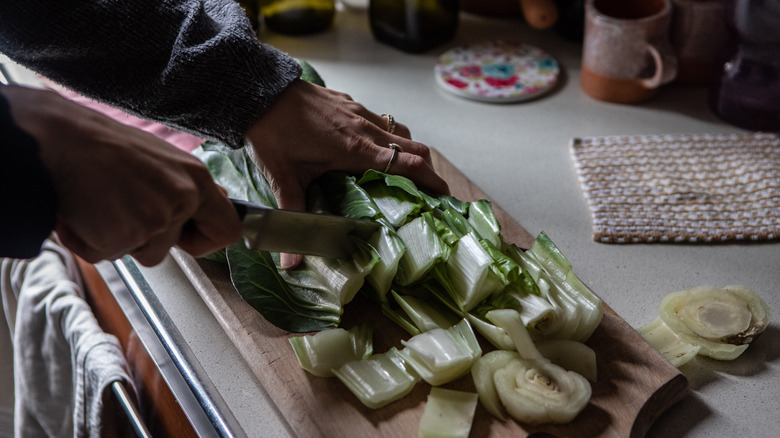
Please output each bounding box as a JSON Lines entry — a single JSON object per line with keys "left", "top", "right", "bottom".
{"left": 112, "top": 381, "right": 152, "bottom": 438}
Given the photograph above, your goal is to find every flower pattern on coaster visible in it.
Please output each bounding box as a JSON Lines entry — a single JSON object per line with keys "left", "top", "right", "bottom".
{"left": 434, "top": 40, "right": 559, "bottom": 102}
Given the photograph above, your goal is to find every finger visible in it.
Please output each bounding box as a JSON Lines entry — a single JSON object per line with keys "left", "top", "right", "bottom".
{"left": 280, "top": 253, "right": 303, "bottom": 271}
{"left": 341, "top": 140, "right": 449, "bottom": 196}
{"left": 384, "top": 148, "right": 450, "bottom": 195}
{"left": 177, "top": 190, "right": 243, "bottom": 257}
{"left": 274, "top": 182, "right": 308, "bottom": 271}
{"left": 55, "top": 224, "right": 102, "bottom": 263}
{"left": 131, "top": 225, "right": 183, "bottom": 267}
{"left": 55, "top": 222, "right": 131, "bottom": 263}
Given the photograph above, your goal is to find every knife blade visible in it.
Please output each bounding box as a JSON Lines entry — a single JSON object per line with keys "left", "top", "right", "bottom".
{"left": 231, "top": 199, "right": 380, "bottom": 259}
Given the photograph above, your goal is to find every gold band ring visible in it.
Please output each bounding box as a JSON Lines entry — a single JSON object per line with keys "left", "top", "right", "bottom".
{"left": 383, "top": 143, "right": 402, "bottom": 173}
{"left": 381, "top": 113, "right": 396, "bottom": 135}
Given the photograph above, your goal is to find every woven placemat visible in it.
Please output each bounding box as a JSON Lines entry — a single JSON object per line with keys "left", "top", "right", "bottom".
{"left": 570, "top": 132, "right": 780, "bottom": 243}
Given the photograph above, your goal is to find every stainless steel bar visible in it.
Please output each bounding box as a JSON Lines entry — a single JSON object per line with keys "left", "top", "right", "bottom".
{"left": 97, "top": 258, "right": 247, "bottom": 438}
{"left": 112, "top": 381, "right": 152, "bottom": 438}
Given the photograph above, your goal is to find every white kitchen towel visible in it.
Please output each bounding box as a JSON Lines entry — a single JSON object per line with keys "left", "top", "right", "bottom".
{"left": 0, "top": 239, "right": 136, "bottom": 438}
{"left": 570, "top": 132, "right": 780, "bottom": 243}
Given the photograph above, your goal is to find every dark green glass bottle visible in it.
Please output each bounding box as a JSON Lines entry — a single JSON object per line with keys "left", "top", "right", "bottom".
{"left": 369, "top": 0, "right": 459, "bottom": 53}
{"left": 259, "top": 0, "right": 336, "bottom": 35}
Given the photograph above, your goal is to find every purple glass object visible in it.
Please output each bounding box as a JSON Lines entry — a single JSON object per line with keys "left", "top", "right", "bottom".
{"left": 708, "top": 0, "right": 780, "bottom": 131}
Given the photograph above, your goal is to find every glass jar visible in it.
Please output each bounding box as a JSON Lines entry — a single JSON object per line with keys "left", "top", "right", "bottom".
{"left": 369, "top": 0, "right": 459, "bottom": 53}
{"left": 259, "top": 0, "right": 336, "bottom": 35}
{"left": 708, "top": 0, "right": 780, "bottom": 131}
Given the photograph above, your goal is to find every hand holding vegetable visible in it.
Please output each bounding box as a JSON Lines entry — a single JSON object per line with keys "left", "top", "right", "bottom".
{"left": 3, "top": 85, "right": 242, "bottom": 266}
{"left": 245, "top": 79, "right": 450, "bottom": 269}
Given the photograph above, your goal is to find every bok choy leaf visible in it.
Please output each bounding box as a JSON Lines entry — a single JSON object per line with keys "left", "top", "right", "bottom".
{"left": 227, "top": 243, "right": 342, "bottom": 332}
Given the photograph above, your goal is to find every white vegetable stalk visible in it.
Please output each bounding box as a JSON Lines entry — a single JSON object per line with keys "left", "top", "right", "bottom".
{"left": 493, "top": 355, "right": 592, "bottom": 425}
{"left": 399, "top": 319, "right": 482, "bottom": 386}
{"left": 474, "top": 309, "right": 592, "bottom": 424}
{"left": 535, "top": 339, "right": 598, "bottom": 382}
{"left": 289, "top": 324, "right": 373, "bottom": 377}
{"left": 486, "top": 309, "right": 543, "bottom": 360}
{"left": 470, "top": 350, "right": 518, "bottom": 420}
{"left": 362, "top": 183, "right": 421, "bottom": 227}
{"left": 516, "top": 292, "right": 558, "bottom": 336}
{"left": 333, "top": 347, "right": 419, "bottom": 409}
{"left": 446, "top": 232, "right": 505, "bottom": 312}
{"left": 392, "top": 292, "right": 460, "bottom": 332}
{"left": 365, "top": 225, "right": 406, "bottom": 301}
{"left": 642, "top": 285, "right": 770, "bottom": 362}
{"left": 395, "top": 214, "right": 448, "bottom": 286}
{"left": 466, "top": 314, "right": 515, "bottom": 351}
{"left": 418, "top": 388, "right": 479, "bottom": 438}
{"left": 637, "top": 317, "right": 701, "bottom": 367}
{"left": 301, "top": 241, "right": 377, "bottom": 305}
{"left": 467, "top": 200, "right": 502, "bottom": 248}
{"left": 505, "top": 237, "right": 603, "bottom": 342}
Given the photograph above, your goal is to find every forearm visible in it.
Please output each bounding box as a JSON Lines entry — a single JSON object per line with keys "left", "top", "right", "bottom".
{"left": 0, "top": 0, "right": 301, "bottom": 149}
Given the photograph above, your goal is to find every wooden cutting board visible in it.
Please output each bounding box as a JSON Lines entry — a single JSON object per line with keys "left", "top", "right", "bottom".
{"left": 172, "top": 149, "right": 688, "bottom": 438}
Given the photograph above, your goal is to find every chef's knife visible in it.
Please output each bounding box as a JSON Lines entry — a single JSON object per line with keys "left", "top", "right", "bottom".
{"left": 232, "top": 198, "right": 380, "bottom": 259}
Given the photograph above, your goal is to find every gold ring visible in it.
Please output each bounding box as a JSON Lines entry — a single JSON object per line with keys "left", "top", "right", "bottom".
{"left": 381, "top": 113, "right": 396, "bottom": 135}
{"left": 383, "top": 143, "right": 402, "bottom": 173}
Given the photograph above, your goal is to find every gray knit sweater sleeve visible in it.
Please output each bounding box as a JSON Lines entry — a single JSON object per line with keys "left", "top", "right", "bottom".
{"left": 0, "top": 0, "right": 302, "bottom": 149}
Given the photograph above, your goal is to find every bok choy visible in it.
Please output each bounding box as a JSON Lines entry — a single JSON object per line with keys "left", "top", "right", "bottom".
{"left": 473, "top": 309, "right": 592, "bottom": 425}
{"left": 194, "top": 141, "right": 605, "bottom": 426}
{"left": 289, "top": 323, "right": 373, "bottom": 377}
{"left": 638, "top": 285, "right": 770, "bottom": 366}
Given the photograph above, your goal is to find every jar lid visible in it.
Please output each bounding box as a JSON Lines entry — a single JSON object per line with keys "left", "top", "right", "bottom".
{"left": 434, "top": 40, "right": 559, "bottom": 103}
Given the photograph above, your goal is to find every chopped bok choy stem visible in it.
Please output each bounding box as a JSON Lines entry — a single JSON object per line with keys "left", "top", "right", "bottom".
{"left": 399, "top": 319, "right": 482, "bottom": 386}
{"left": 492, "top": 355, "right": 591, "bottom": 425}
{"left": 470, "top": 350, "right": 518, "bottom": 421}
{"left": 535, "top": 339, "right": 598, "bottom": 382}
{"left": 392, "top": 291, "right": 460, "bottom": 332}
{"left": 333, "top": 347, "right": 419, "bottom": 409}
{"left": 467, "top": 200, "right": 502, "bottom": 248}
{"left": 300, "top": 240, "right": 378, "bottom": 305}
{"left": 466, "top": 314, "right": 514, "bottom": 351}
{"left": 418, "top": 388, "right": 479, "bottom": 438}
{"left": 395, "top": 213, "right": 448, "bottom": 286}
{"left": 475, "top": 309, "right": 592, "bottom": 425}
{"left": 637, "top": 317, "right": 700, "bottom": 367}
{"left": 443, "top": 232, "right": 506, "bottom": 312}
{"left": 365, "top": 225, "right": 406, "bottom": 301}
{"left": 641, "top": 285, "right": 771, "bottom": 362}
{"left": 289, "top": 323, "right": 373, "bottom": 377}
{"left": 506, "top": 237, "right": 603, "bottom": 342}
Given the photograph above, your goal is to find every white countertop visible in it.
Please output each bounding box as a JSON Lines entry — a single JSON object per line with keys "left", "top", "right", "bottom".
{"left": 136, "top": 8, "right": 779, "bottom": 438}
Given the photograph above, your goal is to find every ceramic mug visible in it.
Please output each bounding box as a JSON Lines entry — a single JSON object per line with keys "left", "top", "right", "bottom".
{"left": 581, "top": 0, "right": 677, "bottom": 103}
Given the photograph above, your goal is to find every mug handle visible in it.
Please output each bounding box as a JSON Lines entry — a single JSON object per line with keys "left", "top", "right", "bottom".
{"left": 641, "top": 42, "right": 678, "bottom": 89}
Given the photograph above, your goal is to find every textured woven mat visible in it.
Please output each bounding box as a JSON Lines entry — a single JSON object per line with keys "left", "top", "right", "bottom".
{"left": 570, "top": 132, "right": 780, "bottom": 243}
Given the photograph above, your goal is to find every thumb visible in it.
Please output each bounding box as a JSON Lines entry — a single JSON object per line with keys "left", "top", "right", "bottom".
{"left": 275, "top": 183, "right": 308, "bottom": 271}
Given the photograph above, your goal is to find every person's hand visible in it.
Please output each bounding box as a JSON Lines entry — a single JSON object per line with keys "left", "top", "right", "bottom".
{"left": 246, "top": 79, "right": 450, "bottom": 270}
{"left": 3, "top": 85, "right": 242, "bottom": 266}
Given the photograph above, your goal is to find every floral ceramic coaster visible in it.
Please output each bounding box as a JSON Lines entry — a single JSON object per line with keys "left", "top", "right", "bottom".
{"left": 434, "top": 40, "right": 559, "bottom": 103}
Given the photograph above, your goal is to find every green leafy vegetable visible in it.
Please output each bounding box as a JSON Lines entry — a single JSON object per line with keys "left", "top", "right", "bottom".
{"left": 227, "top": 243, "right": 341, "bottom": 332}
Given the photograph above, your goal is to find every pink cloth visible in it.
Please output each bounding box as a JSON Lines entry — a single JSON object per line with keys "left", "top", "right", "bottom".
{"left": 50, "top": 83, "right": 205, "bottom": 152}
